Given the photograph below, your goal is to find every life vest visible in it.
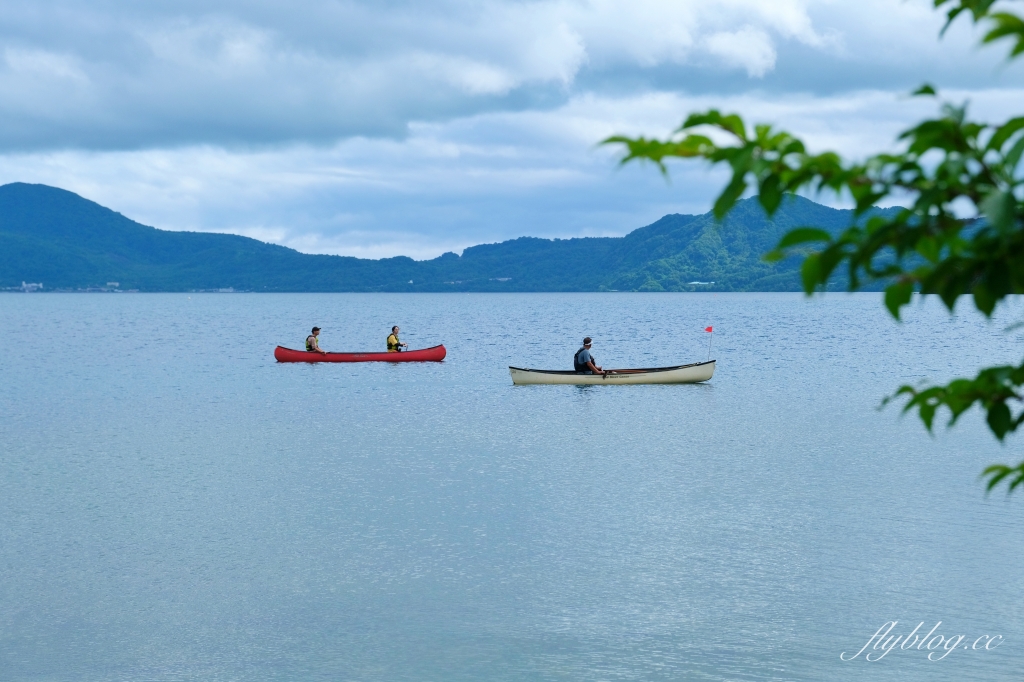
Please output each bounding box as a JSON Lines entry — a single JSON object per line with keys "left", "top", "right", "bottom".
{"left": 573, "top": 347, "right": 588, "bottom": 372}
{"left": 387, "top": 333, "right": 401, "bottom": 352}
{"left": 306, "top": 335, "right": 318, "bottom": 352}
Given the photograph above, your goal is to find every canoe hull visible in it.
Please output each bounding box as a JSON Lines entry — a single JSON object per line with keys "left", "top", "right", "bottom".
{"left": 275, "top": 345, "right": 446, "bottom": 363}
{"left": 509, "top": 360, "right": 715, "bottom": 385}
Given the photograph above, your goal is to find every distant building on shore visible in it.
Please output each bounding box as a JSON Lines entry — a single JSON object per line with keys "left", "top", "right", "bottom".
{"left": 21, "top": 281, "right": 43, "bottom": 292}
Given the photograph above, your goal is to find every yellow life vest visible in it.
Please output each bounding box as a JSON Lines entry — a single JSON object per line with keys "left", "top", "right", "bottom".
{"left": 306, "top": 335, "right": 318, "bottom": 352}
{"left": 387, "top": 333, "right": 400, "bottom": 352}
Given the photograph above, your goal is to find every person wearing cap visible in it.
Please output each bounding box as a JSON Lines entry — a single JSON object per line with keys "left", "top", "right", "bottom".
{"left": 573, "top": 337, "right": 603, "bottom": 374}
{"left": 306, "top": 327, "right": 327, "bottom": 354}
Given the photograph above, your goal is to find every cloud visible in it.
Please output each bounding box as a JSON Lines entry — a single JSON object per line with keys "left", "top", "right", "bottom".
{"left": 0, "top": 0, "right": 1022, "bottom": 256}
{"left": 704, "top": 27, "right": 776, "bottom": 78}
{"left": 2, "top": 86, "right": 1021, "bottom": 259}
{"left": 3, "top": 47, "right": 87, "bottom": 82}
{"left": 3, "top": 0, "right": 989, "bottom": 151}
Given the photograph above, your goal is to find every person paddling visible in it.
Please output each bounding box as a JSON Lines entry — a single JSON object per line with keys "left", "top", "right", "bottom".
{"left": 306, "top": 326, "right": 327, "bottom": 355}
{"left": 387, "top": 326, "right": 408, "bottom": 353}
{"left": 573, "top": 337, "right": 604, "bottom": 375}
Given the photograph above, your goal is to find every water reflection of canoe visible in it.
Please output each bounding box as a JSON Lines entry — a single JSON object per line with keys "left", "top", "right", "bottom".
{"left": 509, "top": 360, "right": 715, "bottom": 385}
{"left": 274, "top": 345, "right": 446, "bottom": 363}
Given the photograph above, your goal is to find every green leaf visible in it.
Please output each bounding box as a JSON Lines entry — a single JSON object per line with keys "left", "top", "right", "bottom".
{"left": 759, "top": 175, "right": 783, "bottom": 215}
{"left": 912, "top": 83, "right": 938, "bottom": 96}
{"left": 980, "top": 189, "right": 1016, "bottom": 232}
{"left": 713, "top": 173, "right": 747, "bottom": 220}
{"left": 920, "top": 401, "right": 937, "bottom": 430}
{"left": 983, "top": 12, "right": 1024, "bottom": 57}
{"left": 816, "top": 248, "right": 845, "bottom": 285}
{"left": 680, "top": 110, "right": 748, "bottom": 141}
{"left": 1011, "top": 470, "right": 1024, "bottom": 492}
{"left": 983, "top": 460, "right": 1024, "bottom": 493}
{"left": 885, "top": 281, "right": 914, "bottom": 319}
{"left": 776, "top": 228, "right": 832, "bottom": 249}
{"left": 987, "top": 116, "right": 1024, "bottom": 151}
{"left": 673, "top": 135, "right": 715, "bottom": 157}
{"left": 1005, "top": 134, "right": 1024, "bottom": 169}
{"left": 973, "top": 281, "right": 997, "bottom": 316}
{"left": 801, "top": 254, "right": 821, "bottom": 294}
{"left": 916, "top": 236, "right": 940, "bottom": 263}
{"left": 939, "top": 4, "right": 965, "bottom": 36}
{"left": 983, "top": 464, "right": 1014, "bottom": 492}
{"left": 937, "top": 1, "right": 1000, "bottom": 32}
{"left": 987, "top": 402, "right": 1012, "bottom": 439}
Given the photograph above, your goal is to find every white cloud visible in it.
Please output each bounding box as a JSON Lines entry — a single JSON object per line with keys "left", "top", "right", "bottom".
{"left": 0, "top": 0, "right": 966, "bottom": 151}
{"left": 0, "top": 0, "right": 1022, "bottom": 255}
{"left": 3, "top": 47, "right": 88, "bottom": 82}
{"left": 408, "top": 53, "right": 519, "bottom": 95}
{"left": 564, "top": 0, "right": 828, "bottom": 67}
{"left": 704, "top": 26, "right": 777, "bottom": 78}
{"left": 2, "top": 86, "right": 1021, "bottom": 258}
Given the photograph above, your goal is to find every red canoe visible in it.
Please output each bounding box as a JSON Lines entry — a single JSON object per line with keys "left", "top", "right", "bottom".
{"left": 274, "top": 345, "right": 446, "bottom": 363}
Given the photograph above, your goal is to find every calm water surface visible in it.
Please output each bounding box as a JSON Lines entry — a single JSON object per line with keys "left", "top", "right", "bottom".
{"left": 2, "top": 292, "right": 1024, "bottom": 681}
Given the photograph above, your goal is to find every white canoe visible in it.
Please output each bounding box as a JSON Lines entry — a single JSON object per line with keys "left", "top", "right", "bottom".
{"left": 509, "top": 360, "right": 715, "bottom": 385}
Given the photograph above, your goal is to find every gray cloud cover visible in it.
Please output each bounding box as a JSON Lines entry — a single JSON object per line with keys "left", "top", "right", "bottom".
{"left": 0, "top": 0, "right": 1022, "bottom": 256}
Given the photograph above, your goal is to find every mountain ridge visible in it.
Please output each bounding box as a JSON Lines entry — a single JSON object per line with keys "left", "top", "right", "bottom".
{"left": 0, "top": 182, "right": 896, "bottom": 292}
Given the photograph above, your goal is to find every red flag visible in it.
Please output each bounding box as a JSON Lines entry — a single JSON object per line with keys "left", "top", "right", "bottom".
{"left": 705, "top": 326, "right": 713, "bottom": 332}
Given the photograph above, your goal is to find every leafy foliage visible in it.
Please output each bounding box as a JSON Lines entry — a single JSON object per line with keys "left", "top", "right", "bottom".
{"left": 605, "top": 0, "right": 1024, "bottom": 493}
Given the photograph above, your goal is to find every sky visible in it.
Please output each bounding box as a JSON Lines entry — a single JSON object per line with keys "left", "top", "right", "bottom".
{"left": 1, "top": 0, "right": 1022, "bottom": 259}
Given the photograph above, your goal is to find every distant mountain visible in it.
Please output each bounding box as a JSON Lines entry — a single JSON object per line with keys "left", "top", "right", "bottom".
{"left": 0, "top": 182, "right": 899, "bottom": 292}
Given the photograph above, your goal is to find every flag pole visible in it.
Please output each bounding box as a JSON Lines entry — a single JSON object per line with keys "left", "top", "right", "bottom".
{"left": 705, "top": 325, "right": 713, "bottom": 361}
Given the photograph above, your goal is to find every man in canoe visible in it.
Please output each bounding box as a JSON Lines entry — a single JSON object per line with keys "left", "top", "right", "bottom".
{"left": 573, "top": 337, "right": 604, "bottom": 375}
{"left": 306, "top": 327, "right": 327, "bottom": 355}
{"left": 387, "top": 326, "right": 408, "bottom": 353}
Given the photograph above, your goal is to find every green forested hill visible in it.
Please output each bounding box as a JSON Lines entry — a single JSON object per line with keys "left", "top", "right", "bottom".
{"left": 0, "top": 182, "right": 898, "bottom": 292}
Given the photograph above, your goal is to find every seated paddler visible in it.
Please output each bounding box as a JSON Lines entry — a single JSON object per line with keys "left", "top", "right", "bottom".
{"left": 306, "top": 326, "right": 327, "bottom": 355}
{"left": 387, "top": 326, "right": 408, "bottom": 352}
{"left": 573, "top": 337, "right": 604, "bottom": 375}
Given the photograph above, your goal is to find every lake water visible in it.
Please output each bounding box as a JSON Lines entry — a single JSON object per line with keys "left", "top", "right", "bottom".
{"left": 2, "top": 292, "right": 1024, "bottom": 681}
